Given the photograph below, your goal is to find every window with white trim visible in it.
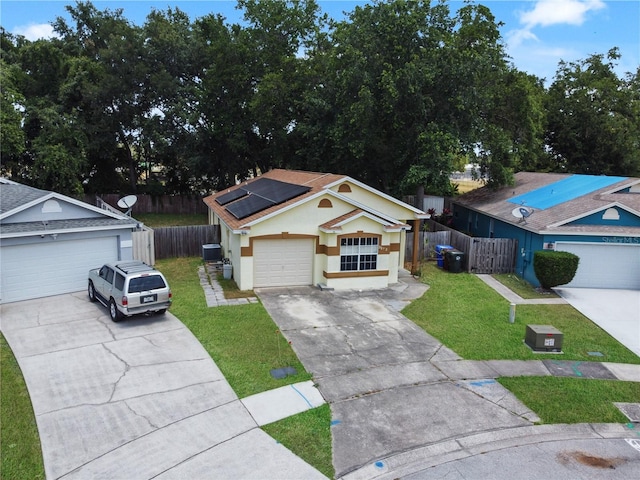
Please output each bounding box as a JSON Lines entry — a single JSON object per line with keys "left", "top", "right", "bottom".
{"left": 340, "top": 237, "right": 378, "bottom": 271}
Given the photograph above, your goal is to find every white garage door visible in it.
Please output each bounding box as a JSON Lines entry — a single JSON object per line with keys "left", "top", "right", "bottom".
{"left": 555, "top": 242, "right": 640, "bottom": 289}
{"left": 253, "top": 239, "right": 314, "bottom": 288}
{"left": 1, "top": 237, "right": 119, "bottom": 303}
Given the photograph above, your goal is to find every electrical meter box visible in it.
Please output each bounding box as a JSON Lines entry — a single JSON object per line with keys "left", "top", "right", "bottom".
{"left": 525, "top": 325, "right": 563, "bottom": 352}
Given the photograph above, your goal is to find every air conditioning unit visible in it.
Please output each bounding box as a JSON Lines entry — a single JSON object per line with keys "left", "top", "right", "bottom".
{"left": 525, "top": 325, "right": 563, "bottom": 352}
{"left": 543, "top": 242, "right": 555, "bottom": 250}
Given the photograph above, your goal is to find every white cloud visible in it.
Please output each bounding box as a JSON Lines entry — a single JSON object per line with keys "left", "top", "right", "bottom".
{"left": 13, "top": 23, "right": 57, "bottom": 41}
{"left": 506, "top": 0, "right": 606, "bottom": 48}
{"left": 519, "top": 0, "right": 606, "bottom": 28}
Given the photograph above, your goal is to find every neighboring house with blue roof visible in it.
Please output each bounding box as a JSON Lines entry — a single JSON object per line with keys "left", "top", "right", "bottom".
{"left": 452, "top": 172, "right": 640, "bottom": 289}
{"left": 0, "top": 178, "right": 138, "bottom": 303}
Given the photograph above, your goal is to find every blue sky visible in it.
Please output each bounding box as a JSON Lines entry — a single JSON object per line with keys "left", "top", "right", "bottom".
{"left": 2, "top": 1, "right": 638, "bottom": 83}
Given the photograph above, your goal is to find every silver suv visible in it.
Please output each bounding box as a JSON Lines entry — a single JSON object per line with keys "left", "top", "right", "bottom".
{"left": 88, "top": 261, "right": 172, "bottom": 322}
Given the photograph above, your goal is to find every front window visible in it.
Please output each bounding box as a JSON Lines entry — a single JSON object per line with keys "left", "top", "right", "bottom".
{"left": 340, "top": 237, "right": 378, "bottom": 271}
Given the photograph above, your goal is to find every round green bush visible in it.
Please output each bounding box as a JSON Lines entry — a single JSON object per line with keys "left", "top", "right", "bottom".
{"left": 533, "top": 250, "right": 580, "bottom": 289}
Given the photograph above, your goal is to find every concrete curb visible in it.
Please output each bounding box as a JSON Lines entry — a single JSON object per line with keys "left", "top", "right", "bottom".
{"left": 340, "top": 423, "right": 640, "bottom": 480}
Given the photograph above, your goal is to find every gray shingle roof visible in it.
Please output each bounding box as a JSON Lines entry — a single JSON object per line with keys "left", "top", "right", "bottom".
{"left": 0, "top": 183, "right": 49, "bottom": 215}
{"left": 1, "top": 217, "right": 138, "bottom": 235}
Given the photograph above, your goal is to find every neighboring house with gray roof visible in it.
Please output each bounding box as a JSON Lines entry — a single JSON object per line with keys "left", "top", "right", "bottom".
{"left": 452, "top": 172, "right": 640, "bottom": 289}
{"left": 0, "top": 178, "right": 138, "bottom": 303}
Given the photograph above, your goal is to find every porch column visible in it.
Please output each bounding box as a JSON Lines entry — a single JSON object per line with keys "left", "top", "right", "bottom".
{"left": 412, "top": 219, "right": 420, "bottom": 275}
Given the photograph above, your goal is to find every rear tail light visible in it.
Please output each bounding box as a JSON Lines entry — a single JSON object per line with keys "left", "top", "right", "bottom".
{"left": 168, "top": 291, "right": 172, "bottom": 299}
{"left": 122, "top": 296, "right": 128, "bottom": 306}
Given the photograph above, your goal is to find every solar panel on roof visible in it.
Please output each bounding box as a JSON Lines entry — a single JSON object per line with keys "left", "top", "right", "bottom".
{"left": 226, "top": 194, "right": 275, "bottom": 219}
{"left": 216, "top": 188, "right": 248, "bottom": 205}
{"left": 223, "top": 177, "right": 311, "bottom": 219}
{"left": 509, "top": 175, "right": 627, "bottom": 210}
{"left": 244, "top": 177, "right": 310, "bottom": 203}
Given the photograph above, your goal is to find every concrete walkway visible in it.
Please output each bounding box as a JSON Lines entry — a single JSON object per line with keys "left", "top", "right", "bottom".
{"left": 198, "top": 264, "right": 259, "bottom": 307}
{"left": 477, "top": 274, "right": 568, "bottom": 304}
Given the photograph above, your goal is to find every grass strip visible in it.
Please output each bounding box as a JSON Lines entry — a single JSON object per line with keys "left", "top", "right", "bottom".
{"left": 498, "top": 377, "right": 640, "bottom": 424}
{"left": 403, "top": 262, "right": 640, "bottom": 364}
{"left": 1, "top": 333, "right": 45, "bottom": 480}
{"left": 492, "top": 272, "right": 559, "bottom": 299}
{"left": 262, "top": 405, "right": 334, "bottom": 479}
{"left": 215, "top": 272, "right": 256, "bottom": 299}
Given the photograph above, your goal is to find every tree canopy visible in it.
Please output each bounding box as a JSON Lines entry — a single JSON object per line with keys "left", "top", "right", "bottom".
{"left": 1, "top": 0, "right": 638, "bottom": 197}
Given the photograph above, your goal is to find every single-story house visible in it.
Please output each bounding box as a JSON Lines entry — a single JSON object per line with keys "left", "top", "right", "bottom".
{"left": 0, "top": 179, "right": 138, "bottom": 303}
{"left": 203, "top": 169, "right": 429, "bottom": 290}
{"left": 452, "top": 172, "right": 640, "bottom": 289}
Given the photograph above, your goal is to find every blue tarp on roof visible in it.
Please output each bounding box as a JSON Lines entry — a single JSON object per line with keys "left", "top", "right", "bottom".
{"left": 508, "top": 175, "right": 627, "bottom": 210}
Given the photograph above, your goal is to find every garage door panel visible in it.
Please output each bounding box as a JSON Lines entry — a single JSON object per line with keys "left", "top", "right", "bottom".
{"left": 1, "top": 237, "right": 119, "bottom": 303}
{"left": 254, "top": 239, "right": 313, "bottom": 288}
{"left": 556, "top": 243, "right": 640, "bottom": 289}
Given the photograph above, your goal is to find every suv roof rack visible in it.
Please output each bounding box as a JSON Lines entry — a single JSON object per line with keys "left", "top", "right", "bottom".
{"left": 115, "top": 260, "right": 154, "bottom": 274}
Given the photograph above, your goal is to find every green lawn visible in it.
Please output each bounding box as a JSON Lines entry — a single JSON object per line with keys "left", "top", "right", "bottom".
{"left": 403, "top": 262, "right": 640, "bottom": 364}
{"left": 498, "top": 377, "right": 640, "bottom": 424}
{"left": 134, "top": 213, "right": 208, "bottom": 227}
{"left": 0, "top": 334, "right": 45, "bottom": 480}
{"left": 156, "top": 257, "right": 312, "bottom": 397}
{"left": 262, "top": 405, "right": 334, "bottom": 479}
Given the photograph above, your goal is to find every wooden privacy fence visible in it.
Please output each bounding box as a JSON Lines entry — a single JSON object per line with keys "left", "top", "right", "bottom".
{"left": 87, "top": 194, "right": 208, "bottom": 215}
{"left": 153, "top": 225, "right": 221, "bottom": 259}
{"left": 407, "top": 221, "right": 517, "bottom": 274}
{"left": 132, "top": 228, "right": 155, "bottom": 265}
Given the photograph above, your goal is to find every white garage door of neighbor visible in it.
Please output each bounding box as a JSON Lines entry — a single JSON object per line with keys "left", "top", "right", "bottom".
{"left": 1, "top": 236, "right": 119, "bottom": 303}
{"left": 555, "top": 242, "right": 640, "bottom": 289}
{"left": 253, "top": 239, "right": 314, "bottom": 288}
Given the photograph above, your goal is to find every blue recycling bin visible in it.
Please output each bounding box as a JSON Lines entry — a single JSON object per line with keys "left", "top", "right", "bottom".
{"left": 435, "top": 245, "right": 454, "bottom": 268}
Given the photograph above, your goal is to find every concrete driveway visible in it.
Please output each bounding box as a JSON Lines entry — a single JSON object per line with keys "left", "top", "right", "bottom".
{"left": 0, "top": 292, "right": 325, "bottom": 480}
{"left": 256, "top": 283, "right": 537, "bottom": 478}
{"left": 554, "top": 288, "right": 640, "bottom": 357}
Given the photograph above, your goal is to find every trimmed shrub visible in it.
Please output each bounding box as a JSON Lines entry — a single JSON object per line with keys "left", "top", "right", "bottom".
{"left": 533, "top": 250, "right": 580, "bottom": 289}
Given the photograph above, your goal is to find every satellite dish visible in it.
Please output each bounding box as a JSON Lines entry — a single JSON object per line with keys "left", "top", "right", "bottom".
{"left": 512, "top": 206, "right": 533, "bottom": 224}
{"left": 117, "top": 195, "right": 138, "bottom": 216}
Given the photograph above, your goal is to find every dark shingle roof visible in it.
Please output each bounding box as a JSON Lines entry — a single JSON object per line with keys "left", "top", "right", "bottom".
{"left": 0, "top": 183, "right": 49, "bottom": 215}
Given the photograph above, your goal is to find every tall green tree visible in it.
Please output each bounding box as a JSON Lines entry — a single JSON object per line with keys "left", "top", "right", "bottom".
{"left": 238, "top": 0, "right": 327, "bottom": 174}
{"left": 54, "top": 1, "right": 148, "bottom": 193}
{"left": 546, "top": 48, "right": 640, "bottom": 176}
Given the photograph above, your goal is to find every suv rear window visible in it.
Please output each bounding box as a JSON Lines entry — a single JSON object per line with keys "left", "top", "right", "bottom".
{"left": 128, "top": 275, "right": 166, "bottom": 293}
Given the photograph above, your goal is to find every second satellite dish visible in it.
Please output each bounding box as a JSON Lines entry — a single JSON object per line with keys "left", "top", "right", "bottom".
{"left": 117, "top": 195, "right": 138, "bottom": 216}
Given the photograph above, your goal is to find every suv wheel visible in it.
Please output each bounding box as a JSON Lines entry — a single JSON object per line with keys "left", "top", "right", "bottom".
{"left": 109, "top": 299, "right": 123, "bottom": 322}
{"left": 88, "top": 281, "right": 96, "bottom": 302}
